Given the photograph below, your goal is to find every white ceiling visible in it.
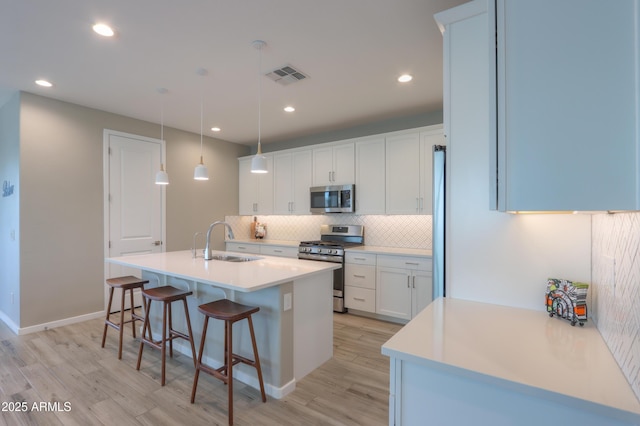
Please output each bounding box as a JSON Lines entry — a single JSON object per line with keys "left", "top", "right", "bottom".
{"left": 0, "top": 0, "right": 467, "bottom": 146}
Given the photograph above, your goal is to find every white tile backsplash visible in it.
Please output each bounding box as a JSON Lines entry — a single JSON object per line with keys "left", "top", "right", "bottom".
{"left": 225, "top": 215, "right": 432, "bottom": 249}
{"left": 592, "top": 212, "right": 640, "bottom": 401}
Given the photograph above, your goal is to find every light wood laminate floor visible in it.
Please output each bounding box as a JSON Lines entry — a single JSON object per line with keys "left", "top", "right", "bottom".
{"left": 0, "top": 313, "right": 402, "bottom": 425}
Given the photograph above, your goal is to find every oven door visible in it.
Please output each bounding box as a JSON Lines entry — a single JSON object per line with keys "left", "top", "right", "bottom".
{"left": 332, "top": 265, "right": 347, "bottom": 313}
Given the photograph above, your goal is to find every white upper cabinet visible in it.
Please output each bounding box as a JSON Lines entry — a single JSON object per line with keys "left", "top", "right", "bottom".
{"left": 355, "top": 136, "right": 386, "bottom": 214}
{"left": 273, "top": 150, "right": 312, "bottom": 215}
{"left": 312, "top": 143, "right": 355, "bottom": 186}
{"left": 238, "top": 156, "right": 273, "bottom": 215}
{"left": 492, "top": 0, "right": 640, "bottom": 211}
{"left": 385, "top": 126, "right": 444, "bottom": 214}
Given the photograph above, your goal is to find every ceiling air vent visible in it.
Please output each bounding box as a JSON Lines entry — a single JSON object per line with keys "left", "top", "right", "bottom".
{"left": 265, "top": 64, "right": 308, "bottom": 86}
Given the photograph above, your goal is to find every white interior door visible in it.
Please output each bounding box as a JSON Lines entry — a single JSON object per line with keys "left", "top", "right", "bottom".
{"left": 104, "top": 129, "right": 166, "bottom": 310}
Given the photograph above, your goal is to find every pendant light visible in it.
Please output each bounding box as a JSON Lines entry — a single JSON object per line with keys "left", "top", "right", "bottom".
{"left": 250, "top": 40, "right": 268, "bottom": 173}
{"left": 155, "top": 88, "right": 169, "bottom": 185}
{"left": 194, "top": 68, "right": 209, "bottom": 180}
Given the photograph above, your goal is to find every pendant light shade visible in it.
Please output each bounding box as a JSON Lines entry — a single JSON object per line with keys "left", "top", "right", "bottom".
{"left": 194, "top": 156, "right": 209, "bottom": 180}
{"left": 155, "top": 163, "right": 169, "bottom": 185}
{"left": 194, "top": 68, "right": 209, "bottom": 181}
{"left": 251, "top": 152, "right": 268, "bottom": 174}
{"left": 155, "top": 88, "right": 170, "bottom": 185}
{"left": 251, "top": 40, "right": 268, "bottom": 174}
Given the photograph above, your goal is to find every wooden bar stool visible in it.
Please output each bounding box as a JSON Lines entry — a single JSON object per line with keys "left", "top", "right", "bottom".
{"left": 136, "top": 285, "right": 197, "bottom": 386}
{"left": 101, "top": 275, "right": 149, "bottom": 359}
{"left": 190, "top": 299, "right": 266, "bottom": 425}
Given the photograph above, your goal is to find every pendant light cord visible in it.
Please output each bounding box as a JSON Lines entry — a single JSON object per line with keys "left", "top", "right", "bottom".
{"left": 257, "top": 42, "right": 262, "bottom": 154}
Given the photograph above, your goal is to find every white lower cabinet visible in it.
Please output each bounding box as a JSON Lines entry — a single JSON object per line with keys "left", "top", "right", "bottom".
{"left": 259, "top": 244, "right": 298, "bottom": 258}
{"left": 344, "top": 252, "right": 377, "bottom": 313}
{"left": 225, "top": 242, "right": 261, "bottom": 255}
{"left": 226, "top": 242, "right": 298, "bottom": 258}
{"left": 376, "top": 255, "right": 432, "bottom": 321}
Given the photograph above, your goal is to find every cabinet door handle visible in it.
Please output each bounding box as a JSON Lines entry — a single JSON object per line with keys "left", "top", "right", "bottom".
{"left": 420, "top": 197, "right": 424, "bottom": 211}
{"left": 354, "top": 297, "right": 365, "bottom": 302}
{"left": 407, "top": 276, "right": 411, "bottom": 288}
{"left": 329, "top": 171, "right": 332, "bottom": 182}
{"left": 412, "top": 276, "right": 416, "bottom": 288}
{"left": 416, "top": 197, "right": 420, "bottom": 212}
{"left": 290, "top": 201, "right": 294, "bottom": 212}
{"left": 332, "top": 171, "right": 336, "bottom": 182}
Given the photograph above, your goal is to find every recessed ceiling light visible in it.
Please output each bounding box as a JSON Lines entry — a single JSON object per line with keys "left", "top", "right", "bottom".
{"left": 398, "top": 74, "right": 413, "bottom": 83}
{"left": 211, "top": 127, "right": 221, "bottom": 132}
{"left": 35, "top": 80, "right": 53, "bottom": 87}
{"left": 92, "top": 23, "right": 115, "bottom": 37}
{"left": 284, "top": 106, "right": 295, "bottom": 112}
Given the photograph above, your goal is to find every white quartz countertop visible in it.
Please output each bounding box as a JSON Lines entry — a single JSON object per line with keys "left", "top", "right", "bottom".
{"left": 107, "top": 250, "right": 339, "bottom": 292}
{"left": 346, "top": 245, "right": 432, "bottom": 257}
{"left": 382, "top": 297, "right": 640, "bottom": 418}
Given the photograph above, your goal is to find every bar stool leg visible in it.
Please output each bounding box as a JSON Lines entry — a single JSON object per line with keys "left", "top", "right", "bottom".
{"left": 182, "top": 298, "right": 198, "bottom": 368}
{"left": 247, "top": 316, "right": 267, "bottom": 402}
{"left": 101, "top": 287, "right": 115, "bottom": 349}
{"left": 129, "top": 288, "right": 137, "bottom": 338}
{"left": 136, "top": 298, "right": 152, "bottom": 371}
{"left": 161, "top": 301, "right": 168, "bottom": 386}
{"left": 118, "top": 289, "right": 127, "bottom": 359}
{"left": 227, "top": 320, "right": 234, "bottom": 425}
{"left": 190, "top": 316, "right": 210, "bottom": 403}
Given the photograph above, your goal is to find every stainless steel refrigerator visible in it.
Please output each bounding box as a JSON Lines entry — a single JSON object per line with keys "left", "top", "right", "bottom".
{"left": 432, "top": 145, "right": 446, "bottom": 299}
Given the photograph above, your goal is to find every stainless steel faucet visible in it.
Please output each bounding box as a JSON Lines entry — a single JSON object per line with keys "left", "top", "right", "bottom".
{"left": 204, "top": 221, "right": 235, "bottom": 260}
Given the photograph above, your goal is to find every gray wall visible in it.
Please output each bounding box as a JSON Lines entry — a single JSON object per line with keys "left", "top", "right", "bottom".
{"left": 15, "top": 92, "right": 247, "bottom": 329}
{"left": 256, "top": 110, "right": 444, "bottom": 153}
{"left": 0, "top": 93, "right": 21, "bottom": 326}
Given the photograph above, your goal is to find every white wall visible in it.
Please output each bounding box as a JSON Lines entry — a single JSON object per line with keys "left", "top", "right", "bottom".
{"left": 0, "top": 92, "right": 21, "bottom": 327}
{"left": 444, "top": 6, "right": 591, "bottom": 311}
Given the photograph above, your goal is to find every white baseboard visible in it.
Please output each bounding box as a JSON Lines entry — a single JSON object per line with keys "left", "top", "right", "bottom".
{"left": 14, "top": 311, "right": 105, "bottom": 335}
{"left": 0, "top": 310, "right": 20, "bottom": 334}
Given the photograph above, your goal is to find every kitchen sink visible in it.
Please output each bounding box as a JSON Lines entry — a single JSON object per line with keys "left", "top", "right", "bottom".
{"left": 208, "top": 254, "right": 260, "bottom": 262}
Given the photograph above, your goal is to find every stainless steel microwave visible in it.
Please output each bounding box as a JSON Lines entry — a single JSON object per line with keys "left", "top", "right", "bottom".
{"left": 310, "top": 184, "right": 355, "bottom": 214}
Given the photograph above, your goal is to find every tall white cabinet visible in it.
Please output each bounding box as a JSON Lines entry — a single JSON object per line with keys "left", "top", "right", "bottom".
{"left": 312, "top": 143, "right": 355, "bottom": 186}
{"left": 385, "top": 127, "right": 444, "bottom": 215}
{"left": 354, "top": 136, "right": 386, "bottom": 214}
{"left": 273, "top": 150, "right": 312, "bottom": 214}
{"left": 492, "top": 0, "right": 640, "bottom": 211}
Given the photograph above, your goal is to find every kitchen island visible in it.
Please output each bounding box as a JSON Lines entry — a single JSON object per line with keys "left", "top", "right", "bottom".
{"left": 107, "top": 250, "right": 340, "bottom": 398}
{"left": 382, "top": 297, "right": 640, "bottom": 426}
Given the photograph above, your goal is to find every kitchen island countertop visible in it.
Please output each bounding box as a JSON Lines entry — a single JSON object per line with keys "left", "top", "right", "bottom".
{"left": 107, "top": 249, "right": 340, "bottom": 292}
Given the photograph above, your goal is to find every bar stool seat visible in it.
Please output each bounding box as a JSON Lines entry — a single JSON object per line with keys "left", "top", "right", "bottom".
{"left": 136, "top": 285, "right": 197, "bottom": 386}
{"left": 101, "top": 275, "right": 149, "bottom": 359}
{"left": 191, "top": 299, "right": 266, "bottom": 425}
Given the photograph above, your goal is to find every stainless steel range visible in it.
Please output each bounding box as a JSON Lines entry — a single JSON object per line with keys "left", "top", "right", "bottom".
{"left": 298, "top": 225, "right": 364, "bottom": 313}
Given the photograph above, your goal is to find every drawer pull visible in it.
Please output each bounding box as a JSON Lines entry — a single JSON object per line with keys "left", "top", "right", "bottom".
{"left": 354, "top": 257, "right": 367, "bottom": 261}
{"left": 353, "top": 297, "right": 366, "bottom": 302}
{"left": 274, "top": 250, "right": 283, "bottom": 253}
{"left": 405, "top": 262, "right": 420, "bottom": 266}
{"left": 353, "top": 274, "right": 366, "bottom": 278}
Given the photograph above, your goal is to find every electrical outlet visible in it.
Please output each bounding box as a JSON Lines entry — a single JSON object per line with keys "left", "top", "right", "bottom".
{"left": 283, "top": 293, "right": 292, "bottom": 311}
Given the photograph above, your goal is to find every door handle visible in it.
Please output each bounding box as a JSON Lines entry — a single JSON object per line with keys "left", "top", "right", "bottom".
{"left": 152, "top": 241, "right": 162, "bottom": 246}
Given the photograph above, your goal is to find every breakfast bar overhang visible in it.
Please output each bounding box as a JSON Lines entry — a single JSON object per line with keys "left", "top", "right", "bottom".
{"left": 106, "top": 250, "right": 340, "bottom": 398}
